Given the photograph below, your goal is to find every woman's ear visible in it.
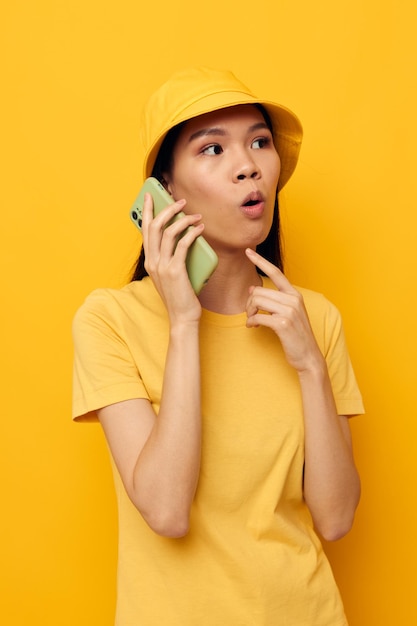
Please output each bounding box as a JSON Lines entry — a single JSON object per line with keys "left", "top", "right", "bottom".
{"left": 161, "top": 174, "right": 174, "bottom": 197}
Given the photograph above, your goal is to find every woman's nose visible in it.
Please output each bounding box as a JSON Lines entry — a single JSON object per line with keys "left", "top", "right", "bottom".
{"left": 233, "top": 153, "right": 260, "bottom": 182}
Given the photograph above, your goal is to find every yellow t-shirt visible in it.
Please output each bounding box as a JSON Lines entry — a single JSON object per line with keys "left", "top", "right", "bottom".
{"left": 72, "top": 276, "right": 364, "bottom": 626}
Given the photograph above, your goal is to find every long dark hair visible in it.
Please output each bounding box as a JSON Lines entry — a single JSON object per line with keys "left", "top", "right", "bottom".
{"left": 130, "top": 105, "right": 283, "bottom": 282}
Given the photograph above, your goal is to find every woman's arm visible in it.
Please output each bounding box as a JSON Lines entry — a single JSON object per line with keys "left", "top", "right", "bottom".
{"left": 245, "top": 249, "right": 361, "bottom": 541}
{"left": 98, "top": 317, "right": 201, "bottom": 539}
{"left": 98, "top": 195, "right": 205, "bottom": 538}
{"left": 297, "top": 364, "right": 360, "bottom": 541}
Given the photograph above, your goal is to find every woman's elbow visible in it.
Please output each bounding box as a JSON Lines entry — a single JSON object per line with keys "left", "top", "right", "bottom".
{"left": 308, "top": 480, "right": 361, "bottom": 542}
{"left": 130, "top": 494, "right": 190, "bottom": 538}
{"left": 317, "top": 515, "right": 355, "bottom": 542}
{"left": 314, "top": 499, "right": 359, "bottom": 541}
{"left": 145, "top": 510, "right": 190, "bottom": 538}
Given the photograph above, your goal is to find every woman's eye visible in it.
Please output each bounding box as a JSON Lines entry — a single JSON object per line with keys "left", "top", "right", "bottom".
{"left": 202, "top": 144, "right": 223, "bottom": 155}
{"left": 252, "top": 137, "right": 270, "bottom": 149}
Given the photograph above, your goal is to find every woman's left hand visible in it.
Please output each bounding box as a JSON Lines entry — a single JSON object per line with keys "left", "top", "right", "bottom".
{"left": 245, "top": 248, "right": 323, "bottom": 373}
{"left": 246, "top": 248, "right": 361, "bottom": 540}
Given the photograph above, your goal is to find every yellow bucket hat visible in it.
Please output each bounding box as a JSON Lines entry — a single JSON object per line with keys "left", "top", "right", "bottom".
{"left": 139, "top": 67, "right": 303, "bottom": 191}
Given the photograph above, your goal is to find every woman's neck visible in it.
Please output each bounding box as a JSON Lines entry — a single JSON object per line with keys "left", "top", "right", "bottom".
{"left": 197, "top": 254, "right": 262, "bottom": 314}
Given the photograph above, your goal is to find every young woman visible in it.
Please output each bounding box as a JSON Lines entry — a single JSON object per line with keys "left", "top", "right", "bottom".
{"left": 72, "top": 67, "right": 364, "bottom": 625}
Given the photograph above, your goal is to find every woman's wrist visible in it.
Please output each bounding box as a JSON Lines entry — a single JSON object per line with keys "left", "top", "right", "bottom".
{"left": 296, "top": 352, "right": 327, "bottom": 381}
{"left": 169, "top": 318, "right": 201, "bottom": 338}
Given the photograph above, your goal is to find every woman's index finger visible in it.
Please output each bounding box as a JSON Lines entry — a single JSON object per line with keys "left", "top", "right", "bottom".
{"left": 245, "top": 248, "right": 295, "bottom": 292}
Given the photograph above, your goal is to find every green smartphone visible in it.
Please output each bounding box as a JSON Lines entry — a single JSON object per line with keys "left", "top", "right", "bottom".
{"left": 130, "top": 177, "right": 218, "bottom": 294}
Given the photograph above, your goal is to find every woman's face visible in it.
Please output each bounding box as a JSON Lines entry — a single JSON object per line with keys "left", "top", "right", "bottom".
{"left": 163, "top": 105, "right": 281, "bottom": 254}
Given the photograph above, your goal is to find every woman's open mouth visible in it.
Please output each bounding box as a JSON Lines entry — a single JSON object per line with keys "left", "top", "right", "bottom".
{"left": 240, "top": 191, "right": 265, "bottom": 218}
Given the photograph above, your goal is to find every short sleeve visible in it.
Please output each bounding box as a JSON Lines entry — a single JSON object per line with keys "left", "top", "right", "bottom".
{"left": 72, "top": 290, "right": 149, "bottom": 422}
{"left": 321, "top": 299, "right": 364, "bottom": 417}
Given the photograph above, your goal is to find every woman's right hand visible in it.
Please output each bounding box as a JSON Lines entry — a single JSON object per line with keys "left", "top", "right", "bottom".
{"left": 141, "top": 192, "right": 203, "bottom": 325}
{"left": 97, "top": 193, "right": 204, "bottom": 539}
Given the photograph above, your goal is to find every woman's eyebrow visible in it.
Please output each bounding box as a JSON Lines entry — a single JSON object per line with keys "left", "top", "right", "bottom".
{"left": 188, "top": 127, "right": 227, "bottom": 143}
{"left": 188, "top": 122, "right": 270, "bottom": 144}
{"left": 248, "top": 122, "right": 270, "bottom": 133}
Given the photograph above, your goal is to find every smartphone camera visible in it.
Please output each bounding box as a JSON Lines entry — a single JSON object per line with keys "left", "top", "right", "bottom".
{"left": 131, "top": 210, "right": 142, "bottom": 228}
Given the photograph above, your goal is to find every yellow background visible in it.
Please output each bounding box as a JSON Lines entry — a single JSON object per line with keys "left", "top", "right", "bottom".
{"left": 2, "top": 1, "right": 416, "bottom": 624}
